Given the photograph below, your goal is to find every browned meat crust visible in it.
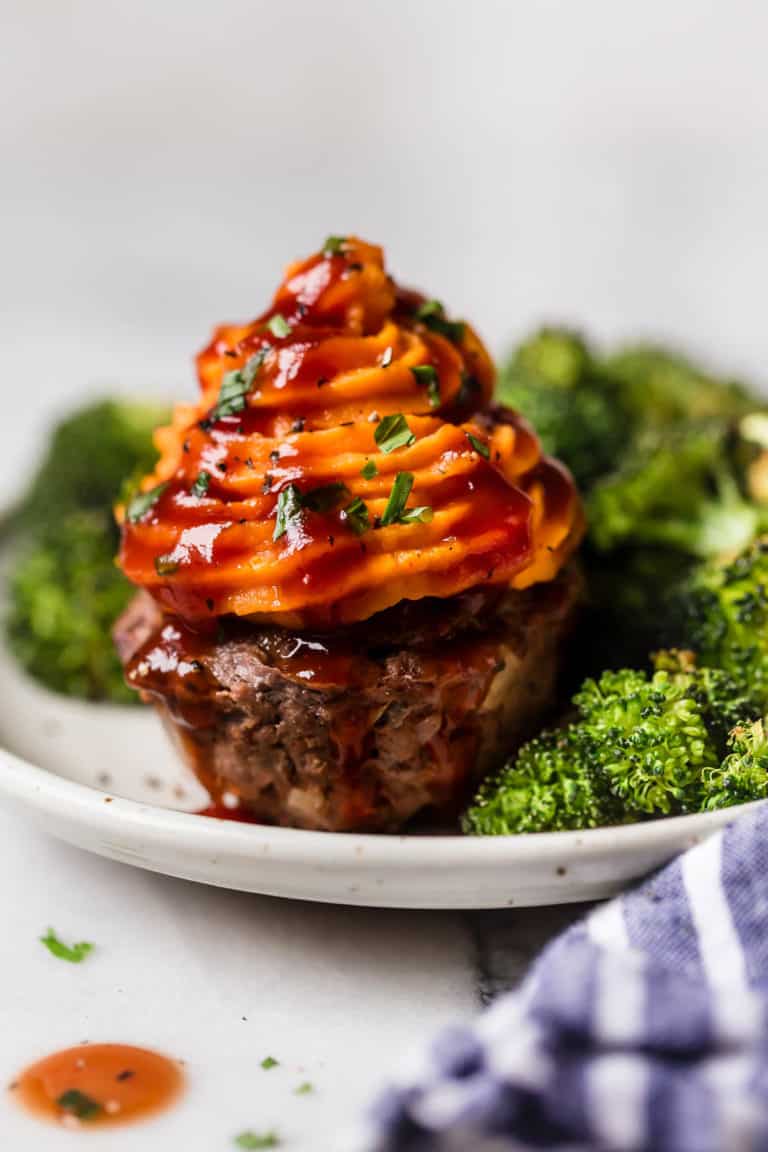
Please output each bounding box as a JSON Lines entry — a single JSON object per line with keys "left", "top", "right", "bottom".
{"left": 115, "top": 571, "right": 580, "bottom": 832}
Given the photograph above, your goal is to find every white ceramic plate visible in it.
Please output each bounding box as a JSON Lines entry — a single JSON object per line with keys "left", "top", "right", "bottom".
{"left": 0, "top": 560, "right": 753, "bottom": 908}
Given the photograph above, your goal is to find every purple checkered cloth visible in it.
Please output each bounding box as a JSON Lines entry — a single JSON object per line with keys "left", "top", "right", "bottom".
{"left": 355, "top": 805, "right": 768, "bottom": 1152}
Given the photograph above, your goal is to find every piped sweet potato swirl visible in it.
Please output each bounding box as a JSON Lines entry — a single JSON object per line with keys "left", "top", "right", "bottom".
{"left": 118, "top": 238, "right": 584, "bottom": 627}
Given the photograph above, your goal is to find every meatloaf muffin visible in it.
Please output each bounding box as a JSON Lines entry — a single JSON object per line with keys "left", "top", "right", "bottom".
{"left": 115, "top": 237, "right": 584, "bottom": 831}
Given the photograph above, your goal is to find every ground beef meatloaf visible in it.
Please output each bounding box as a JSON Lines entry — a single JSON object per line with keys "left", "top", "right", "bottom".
{"left": 115, "top": 568, "right": 579, "bottom": 832}
{"left": 115, "top": 237, "right": 585, "bottom": 831}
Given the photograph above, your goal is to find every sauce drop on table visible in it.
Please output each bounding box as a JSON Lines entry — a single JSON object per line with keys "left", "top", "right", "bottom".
{"left": 10, "top": 1043, "right": 184, "bottom": 1128}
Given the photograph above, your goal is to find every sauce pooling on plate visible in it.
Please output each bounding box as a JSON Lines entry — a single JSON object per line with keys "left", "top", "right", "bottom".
{"left": 118, "top": 237, "right": 583, "bottom": 629}
{"left": 10, "top": 1043, "right": 184, "bottom": 1128}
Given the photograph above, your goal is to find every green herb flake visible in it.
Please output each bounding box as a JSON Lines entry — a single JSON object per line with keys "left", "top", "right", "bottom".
{"left": 126, "top": 482, "right": 167, "bottom": 524}
{"left": 267, "top": 313, "right": 292, "bottom": 339}
{"left": 414, "top": 299, "right": 465, "bottom": 344}
{"left": 56, "top": 1089, "right": 102, "bottom": 1120}
{"left": 380, "top": 472, "right": 414, "bottom": 527}
{"left": 295, "top": 1082, "right": 314, "bottom": 1096}
{"left": 40, "top": 929, "right": 93, "bottom": 965}
{"left": 360, "top": 460, "right": 378, "bottom": 480}
{"left": 154, "top": 554, "right": 180, "bottom": 576}
{"left": 273, "top": 484, "right": 303, "bottom": 541}
{"left": 411, "top": 364, "right": 440, "bottom": 408}
{"left": 301, "top": 482, "right": 350, "bottom": 514}
{"left": 260, "top": 1056, "right": 279, "bottom": 1070}
{"left": 191, "top": 471, "right": 211, "bottom": 498}
{"left": 466, "top": 432, "right": 490, "bottom": 459}
{"left": 343, "top": 495, "right": 370, "bottom": 536}
{"left": 374, "top": 414, "right": 416, "bottom": 455}
{"left": 234, "top": 1131, "right": 281, "bottom": 1150}
{"left": 323, "top": 235, "right": 348, "bottom": 257}
{"left": 202, "top": 351, "right": 268, "bottom": 426}
{"left": 399, "top": 505, "right": 434, "bottom": 525}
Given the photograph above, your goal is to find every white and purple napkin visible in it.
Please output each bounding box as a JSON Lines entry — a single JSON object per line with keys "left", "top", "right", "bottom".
{"left": 358, "top": 806, "right": 768, "bottom": 1151}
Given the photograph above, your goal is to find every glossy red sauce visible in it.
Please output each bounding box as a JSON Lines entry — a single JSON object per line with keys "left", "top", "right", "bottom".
{"left": 117, "top": 237, "right": 583, "bottom": 629}
{"left": 10, "top": 1044, "right": 184, "bottom": 1129}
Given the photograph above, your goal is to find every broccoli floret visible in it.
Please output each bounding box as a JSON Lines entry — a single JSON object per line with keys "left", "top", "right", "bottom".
{"left": 462, "top": 727, "right": 618, "bottom": 835}
{"left": 680, "top": 538, "right": 768, "bottom": 706}
{"left": 7, "top": 399, "right": 167, "bottom": 703}
{"left": 605, "top": 344, "right": 751, "bottom": 429}
{"left": 572, "top": 663, "right": 722, "bottom": 816}
{"left": 19, "top": 399, "right": 167, "bottom": 529}
{"left": 464, "top": 652, "right": 759, "bottom": 834}
{"left": 8, "top": 511, "right": 136, "bottom": 702}
{"left": 496, "top": 328, "right": 630, "bottom": 489}
{"left": 586, "top": 421, "right": 766, "bottom": 559}
{"left": 701, "top": 719, "right": 768, "bottom": 810}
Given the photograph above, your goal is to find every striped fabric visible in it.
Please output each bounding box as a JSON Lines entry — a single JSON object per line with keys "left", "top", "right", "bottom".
{"left": 357, "top": 806, "right": 768, "bottom": 1151}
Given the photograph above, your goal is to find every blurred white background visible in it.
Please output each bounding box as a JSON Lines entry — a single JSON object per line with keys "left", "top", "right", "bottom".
{"left": 2, "top": 0, "right": 768, "bottom": 492}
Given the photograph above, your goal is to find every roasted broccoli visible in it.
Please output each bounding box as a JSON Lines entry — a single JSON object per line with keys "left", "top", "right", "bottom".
{"left": 463, "top": 653, "right": 760, "bottom": 834}
{"left": 701, "top": 719, "right": 768, "bottom": 810}
{"left": 586, "top": 420, "right": 767, "bottom": 560}
{"left": 7, "top": 399, "right": 166, "bottom": 702}
{"left": 605, "top": 344, "right": 751, "bottom": 430}
{"left": 680, "top": 538, "right": 768, "bottom": 706}
{"left": 8, "top": 512, "right": 137, "bottom": 702}
{"left": 496, "top": 328, "right": 630, "bottom": 489}
{"left": 463, "top": 727, "right": 619, "bottom": 836}
{"left": 19, "top": 399, "right": 167, "bottom": 530}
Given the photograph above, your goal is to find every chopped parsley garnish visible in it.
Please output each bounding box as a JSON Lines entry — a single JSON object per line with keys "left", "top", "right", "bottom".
{"left": 379, "top": 473, "right": 434, "bottom": 528}
{"left": 267, "top": 313, "right": 292, "bottom": 339}
{"left": 57, "top": 1089, "right": 102, "bottom": 1120}
{"left": 127, "top": 482, "right": 167, "bottom": 523}
{"left": 399, "top": 504, "right": 434, "bottom": 525}
{"left": 381, "top": 346, "right": 393, "bottom": 368}
{"left": 414, "top": 299, "right": 465, "bottom": 344}
{"left": 260, "top": 1056, "right": 279, "bottom": 1071}
{"left": 410, "top": 365, "right": 440, "bottom": 408}
{"left": 301, "top": 482, "right": 350, "bottom": 513}
{"left": 343, "top": 495, "right": 370, "bottom": 536}
{"left": 374, "top": 414, "right": 415, "bottom": 454}
{"left": 40, "top": 929, "right": 93, "bottom": 964}
{"left": 273, "top": 481, "right": 374, "bottom": 540}
{"left": 202, "top": 351, "right": 268, "bottom": 428}
{"left": 295, "top": 1082, "right": 314, "bottom": 1096}
{"left": 154, "top": 554, "right": 180, "bottom": 576}
{"left": 191, "top": 471, "right": 211, "bottom": 498}
{"left": 241, "top": 349, "right": 269, "bottom": 388}
{"left": 273, "top": 484, "right": 303, "bottom": 541}
{"left": 360, "top": 459, "right": 378, "bottom": 480}
{"left": 466, "top": 432, "right": 490, "bottom": 459}
{"left": 234, "top": 1132, "right": 281, "bottom": 1149}
{"left": 323, "top": 235, "right": 348, "bottom": 257}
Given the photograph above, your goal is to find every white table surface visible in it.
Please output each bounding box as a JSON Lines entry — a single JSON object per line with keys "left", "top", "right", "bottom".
{"left": 0, "top": 805, "right": 584, "bottom": 1150}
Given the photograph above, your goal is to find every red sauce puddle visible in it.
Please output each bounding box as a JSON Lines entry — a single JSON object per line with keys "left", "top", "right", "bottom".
{"left": 10, "top": 1044, "right": 184, "bottom": 1129}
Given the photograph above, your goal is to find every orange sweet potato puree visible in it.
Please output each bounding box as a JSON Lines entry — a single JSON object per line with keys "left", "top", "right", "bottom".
{"left": 118, "top": 238, "right": 583, "bottom": 627}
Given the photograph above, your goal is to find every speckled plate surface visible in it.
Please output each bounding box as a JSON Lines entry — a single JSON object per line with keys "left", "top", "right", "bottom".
{"left": 0, "top": 578, "right": 752, "bottom": 909}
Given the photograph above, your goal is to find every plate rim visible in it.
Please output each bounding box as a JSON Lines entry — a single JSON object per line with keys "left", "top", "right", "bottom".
{"left": 0, "top": 743, "right": 757, "bottom": 868}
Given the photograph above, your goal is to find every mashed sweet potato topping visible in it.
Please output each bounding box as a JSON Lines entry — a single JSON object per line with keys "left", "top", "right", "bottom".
{"left": 118, "top": 238, "right": 583, "bottom": 627}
